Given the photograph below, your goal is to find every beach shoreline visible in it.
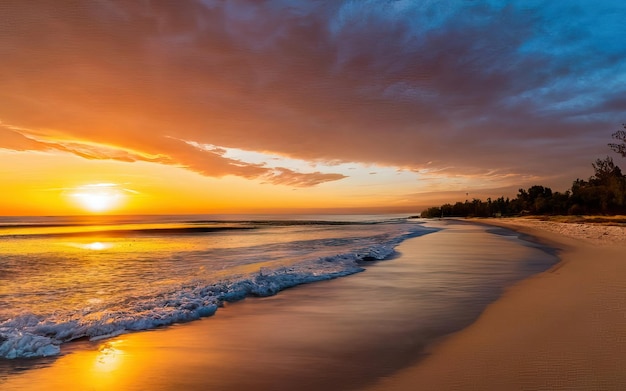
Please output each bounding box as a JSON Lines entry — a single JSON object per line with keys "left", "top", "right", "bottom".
{"left": 0, "top": 218, "right": 560, "bottom": 391}
{"left": 368, "top": 217, "right": 626, "bottom": 390}
{"left": 2, "top": 217, "right": 623, "bottom": 390}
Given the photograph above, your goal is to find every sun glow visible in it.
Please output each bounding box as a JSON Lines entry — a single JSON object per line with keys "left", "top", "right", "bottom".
{"left": 94, "top": 342, "right": 124, "bottom": 373}
{"left": 84, "top": 242, "right": 110, "bottom": 250}
{"left": 70, "top": 183, "right": 126, "bottom": 213}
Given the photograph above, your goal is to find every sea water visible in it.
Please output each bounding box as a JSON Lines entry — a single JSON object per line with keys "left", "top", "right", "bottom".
{"left": 0, "top": 214, "right": 432, "bottom": 359}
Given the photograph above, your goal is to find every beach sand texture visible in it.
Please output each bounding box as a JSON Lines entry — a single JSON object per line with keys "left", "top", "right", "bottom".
{"left": 370, "top": 218, "right": 626, "bottom": 390}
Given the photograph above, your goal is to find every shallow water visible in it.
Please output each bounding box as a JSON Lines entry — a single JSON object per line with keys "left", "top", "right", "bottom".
{"left": 0, "top": 219, "right": 559, "bottom": 390}
{"left": 0, "top": 214, "right": 429, "bottom": 358}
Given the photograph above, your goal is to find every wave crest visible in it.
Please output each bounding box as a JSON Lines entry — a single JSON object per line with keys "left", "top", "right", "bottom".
{"left": 1, "top": 227, "right": 426, "bottom": 359}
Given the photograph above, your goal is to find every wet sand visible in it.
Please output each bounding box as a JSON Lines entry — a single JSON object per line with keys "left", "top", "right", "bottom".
{"left": 0, "top": 220, "right": 558, "bottom": 391}
{"left": 369, "top": 218, "right": 626, "bottom": 390}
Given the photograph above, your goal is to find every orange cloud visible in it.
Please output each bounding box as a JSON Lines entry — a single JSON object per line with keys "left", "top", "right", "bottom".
{"left": 262, "top": 168, "right": 346, "bottom": 187}
{"left": 1, "top": 1, "right": 623, "bottom": 195}
{"left": 1, "top": 126, "right": 346, "bottom": 187}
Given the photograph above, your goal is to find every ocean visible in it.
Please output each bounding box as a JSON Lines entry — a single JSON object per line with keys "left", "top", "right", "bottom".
{"left": 0, "top": 214, "right": 430, "bottom": 359}
{"left": 0, "top": 215, "right": 559, "bottom": 387}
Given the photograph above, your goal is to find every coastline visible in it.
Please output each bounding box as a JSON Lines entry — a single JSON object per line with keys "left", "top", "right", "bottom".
{"left": 0, "top": 219, "right": 559, "bottom": 391}
{"left": 368, "top": 217, "right": 626, "bottom": 390}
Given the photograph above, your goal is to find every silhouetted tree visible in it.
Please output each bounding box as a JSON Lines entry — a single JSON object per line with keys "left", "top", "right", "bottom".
{"left": 420, "top": 151, "right": 626, "bottom": 217}
{"left": 591, "top": 157, "right": 626, "bottom": 213}
{"left": 550, "top": 191, "right": 571, "bottom": 215}
{"left": 609, "top": 124, "right": 626, "bottom": 157}
{"left": 514, "top": 185, "right": 553, "bottom": 214}
{"left": 591, "top": 156, "right": 622, "bottom": 186}
{"left": 568, "top": 157, "right": 626, "bottom": 214}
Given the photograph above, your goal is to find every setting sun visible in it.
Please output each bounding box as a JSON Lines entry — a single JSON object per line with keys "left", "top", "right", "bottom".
{"left": 69, "top": 184, "right": 125, "bottom": 213}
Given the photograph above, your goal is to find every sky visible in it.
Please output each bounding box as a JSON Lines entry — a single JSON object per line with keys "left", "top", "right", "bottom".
{"left": 1, "top": 0, "right": 625, "bottom": 215}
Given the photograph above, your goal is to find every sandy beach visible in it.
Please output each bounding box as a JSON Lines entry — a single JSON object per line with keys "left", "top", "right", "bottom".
{"left": 1, "top": 218, "right": 624, "bottom": 390}
{"left": 369, "top": 217, "right": 626, "bottom": 390}
{"left": 0, "top": 219, "right": 558, "bottom": 391}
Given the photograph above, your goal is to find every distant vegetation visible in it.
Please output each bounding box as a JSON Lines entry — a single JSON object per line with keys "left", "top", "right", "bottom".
{"left": 422, "top": 127, "right": 626, "bottom": 218}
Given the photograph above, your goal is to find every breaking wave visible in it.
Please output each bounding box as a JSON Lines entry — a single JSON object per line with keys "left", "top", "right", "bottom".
{"left": 0, "top": 225, "right": 427, "bottom": 359}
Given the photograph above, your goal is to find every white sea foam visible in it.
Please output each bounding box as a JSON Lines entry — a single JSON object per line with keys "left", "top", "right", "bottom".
{"left": 0, "top": 225, "right": 426, "bottom": 359}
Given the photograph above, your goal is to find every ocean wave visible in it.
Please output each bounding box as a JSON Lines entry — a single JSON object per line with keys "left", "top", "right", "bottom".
{"left": 0, "top": 228, "right": 425, "bottom": 359}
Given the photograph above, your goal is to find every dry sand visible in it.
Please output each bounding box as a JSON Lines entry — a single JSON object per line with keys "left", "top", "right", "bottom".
{"left": 369, "top": 218, "right": 626, "bottom": 390}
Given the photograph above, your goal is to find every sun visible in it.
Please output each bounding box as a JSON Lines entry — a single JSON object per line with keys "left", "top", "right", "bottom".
{"left": 70, "top": 183, "right": 125, "bottom": 213}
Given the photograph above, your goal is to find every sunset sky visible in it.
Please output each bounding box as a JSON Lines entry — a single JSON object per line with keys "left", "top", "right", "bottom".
{"left": 1, "top": 1, "right": 625, "bottom": 215}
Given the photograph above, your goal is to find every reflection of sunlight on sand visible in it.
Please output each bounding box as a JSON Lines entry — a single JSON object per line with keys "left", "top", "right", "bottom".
{"left": 1, "top": 338, "right": 138, "bottom": 390}
{"left": 72, "top": 340, "right": 132, "bottom": 390}
{"left": 94, "top": 341, "right": 123, "bottom": 372}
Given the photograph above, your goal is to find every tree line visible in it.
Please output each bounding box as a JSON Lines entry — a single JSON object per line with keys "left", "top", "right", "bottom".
{"left": 421, "top": 126, "right": 626, "bottom": 218}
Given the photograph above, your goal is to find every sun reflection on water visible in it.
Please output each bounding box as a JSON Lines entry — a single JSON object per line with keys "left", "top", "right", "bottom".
{"left": 63, "top": 241, "right": 113, "bottom": 251}
{"left": 85, "top": 242, "right": 109, "bottom": 251}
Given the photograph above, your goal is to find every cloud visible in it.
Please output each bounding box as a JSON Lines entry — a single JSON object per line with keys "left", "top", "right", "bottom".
{"left": 1, "top": 1, "right": 625, "bottom": 191}
{"left": 0, "top": 127, "right": 50, "bottom": 152}
{"left": 0, "top": 125, "right": 169, "bottom": 163}
{"left": 263, "top": 168, "right": 346, "bottom": 187}
{"left": 0, "top": 125, "right": 346, "bottom": 187}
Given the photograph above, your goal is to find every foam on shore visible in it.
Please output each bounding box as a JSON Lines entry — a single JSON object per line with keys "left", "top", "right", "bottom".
{"left": 0, "top": 227, "right": 425, "bottom": 359}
